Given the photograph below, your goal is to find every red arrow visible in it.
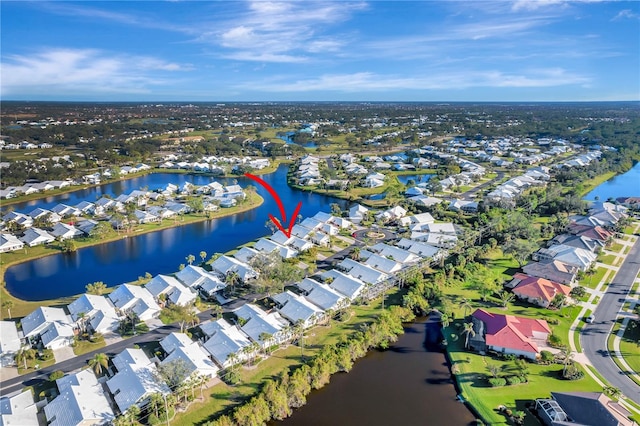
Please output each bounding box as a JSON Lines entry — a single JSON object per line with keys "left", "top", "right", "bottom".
{"left": 244, "top": 173, "right": 302, "bottom": 238}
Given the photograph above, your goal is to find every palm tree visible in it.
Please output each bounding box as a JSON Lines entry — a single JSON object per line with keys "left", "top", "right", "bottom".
{"left": 88, "top": 352, "right": 109, "bottom": 376}
{"left": 199, "top": 251, "right": 207, "bottom": 264}
{"left": 560, "top": 346, "right": 574, "bottom": 376}
{"left": 351, "top": 246, "right": 361, "bottom": 261}
{"left": 499, "top": 291, "right": 515, "bottom": 308}
{"left": 15, "top": 347, "right": 37, "bottom": 370}
{"left": 225, "top": 271, "right": 240, "bottom": 294}
{"left": 461, "top": 298, "right": 473, "bottom": 318}
{"left": 186, "top": 254, "right": 195, "bottom": 265}
{"left": 2, "top": 299, "right": 14, "bottom": 319}
{"left": 440, "top": 313, "right": 451, "bottom": 329}
{"left": 603, "top": 386, "right": 622, "bottom": 400}
{"left": 462, "top": 322, "right": 475, "bottom": 349}
{"left": 211, "top": 304, "right": 223, "bottom": 320}
{"left": 76, "top": 311, "right": 88, "bottom": 335}
{"left": 259, "top": 332, "right": 273, "bottom": 354}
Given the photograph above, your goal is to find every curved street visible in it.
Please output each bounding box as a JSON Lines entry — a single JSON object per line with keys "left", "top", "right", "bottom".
{"left": 581, "top": 236, "right": 640, "bottom": 404}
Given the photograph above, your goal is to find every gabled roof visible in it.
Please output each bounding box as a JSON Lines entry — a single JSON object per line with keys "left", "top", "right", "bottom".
{"left": 472, "top": 309, "right": 550, "bottom": 354}
{"left": 255, "top": 238, "right": 298, "bottom": 258}
{"left": 210, "top": 255, "right": 257, "bottom": 281}
{"left": 21, "top": 306, "right": 71, "bottom": 338}
{"left": 338, "top": 258, "right": 388, "bottom": 284}
{"left": 233, "top": 247, "right": 260, "bottom": 264}
{"left": 0, "top": 321, "right": 21, "bottom": 355}
{"left": 296, "top": 278, "right": 347, "bottom": 311}
{"left": 396, "top": 238, "right": 441, "bottom": 258}
{"left": 523, "top": 260, "right": 578, "bottom": 285}
{"left": 45, "top": 369, "right": 114, "bottom": 426}
{"left": 0, "top": 390, "right": 39, "bottom": 426}
{"left": 364, "top": 253, "right": 402, "bottom": 273}
{"left": 370, "top": 243, "right": 420, "bottom": 264}
{"left": 234, "top": 304, "right": 288, "bottom": 344}
{"left": 67, "top": 293, "right": 118, "bottom": 323}
{"left": 549, "top": 392, "right": 634, "bottom": 426}
{"left": 108, "top": 284, "right": 160, "bottom": 314}
{"left": 321, "top": 269, "right": 366, "bottom": 300}
{"left": 107, "top": 349, "right": 170, "bottom": 413}
{"left": 201, "top": 319, "right": 252, "bottom": 366}
{"left": 145, "top": 274, "right": 185, "bottom": 298}
{"left": 272, "top": 290, "right": 324, "bottom": 325}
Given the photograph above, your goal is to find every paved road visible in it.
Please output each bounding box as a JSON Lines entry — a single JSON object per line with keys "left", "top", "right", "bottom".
{"left": 460, "top": 171, "right": 505, "bottom": 199}
{"left": 581, "top": 237, "right": 640, "bottom": 404}
{"left": 0, "top": 308, "right": 223, "bottom": 396}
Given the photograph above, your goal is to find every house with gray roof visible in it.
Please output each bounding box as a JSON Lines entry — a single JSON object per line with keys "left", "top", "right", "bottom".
{"left": 255, "top": 238, "right": 298, "bottom": 259}
{"left": 272, "top": 291, "right": 325, "bottom": 328}
{"left": 296, "top": 278, "right": 349, "bottom": 311}
{"left": 145, "top": 274, "right": 197, "bottom": 307}
{"left": 234, "top": 304, "right": 290, "bottom": 347}
{"left": 200, "top": 319, "right": 253, "bottom": 368}
{"left": 50, "top": 222, "right": 83, "bottom": 240}
{"left": 0, "top": 321, "right": 22, "bottom": 367}
{"left": 536, "top": 391, "right": 635, "bottom": 426}
{"left": 321, "top": 269, "right": 366, "bottom": 301}
{"left": 106, "top": 348, "right": 170, "bottom": 413}
{"left": 0, "top": 390, "right": 39, "bottom": 426}
{"left": 0, "top": 234, "right": 24, "bottom": 253}
{"left": 159, "top": 332, "right": 219, "bottom": 379}
{"left": 396, "top": 238, "right": 442, "bottom": 259}
{"left": 108, "top": 284, "right": 160, "bottom": 321}
{"left": 44, "top": 369, "right": 114, "bottom": 426}
{"left": 210, "top": 255, "right": 258, "bottom": 282}
{"left": 337, "top": 259, "right": 389, "bottom": 284}
{"left": 370, "top": 243, "right": 420, "bottom": 264}
{"left": 21, "top": 306, "right": 74, "bottom": 349}
{"left": 364, "top": 253, "right": 403, "bottom": 274}
{"left": 67, "top": 293, "right": 120, "bottom": 335}
{"left": 19, "top": 227, "right": 55, "bottom": 247}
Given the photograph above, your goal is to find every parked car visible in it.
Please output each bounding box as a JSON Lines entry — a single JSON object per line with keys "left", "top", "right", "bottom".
{"left": 586, "top": 315, "right": 595, "bottom": 323}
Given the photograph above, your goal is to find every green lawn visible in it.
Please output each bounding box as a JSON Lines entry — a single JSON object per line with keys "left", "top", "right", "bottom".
{"left": 72, "top": 335, "right": 106, "bottom": 356}
{"left": 599, "top": 254, "right": 618, "bottom": 266}
{"left": 609, "top": 242, "right": 624, "bottom": 253}
{"left": 618, "top": 322, "right": 640, "bottom": 386}
{"left": 481, "top": 249, "right": 521, "bottom": 281}
{"left": 447, "top": 326, "right": 601, "bottom": 425}
{"left": 173, "top": 295, "right": 390, "bottom": 425}
{"left": 580, "top": 266, "right": 608, "bottom": 289}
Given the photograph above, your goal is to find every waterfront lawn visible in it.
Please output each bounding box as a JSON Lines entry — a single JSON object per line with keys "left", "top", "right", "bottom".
{"left": 72, "top": 334, "right": 106, "bottom": 356}
{"left": 447, "top": 327, "right": 601, "bottom": 426}
{"left": 172, "top": 294, "right": 393, "bottom": 425}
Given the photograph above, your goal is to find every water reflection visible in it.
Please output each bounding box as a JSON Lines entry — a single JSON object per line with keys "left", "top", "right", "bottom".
{"left": 6, "top": 166, "right": 348, "bottom": 300}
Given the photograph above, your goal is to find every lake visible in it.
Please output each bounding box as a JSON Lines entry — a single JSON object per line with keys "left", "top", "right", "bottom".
{"left": 273, "top": 318, "right": 476, "bottom": 426}
{"left": 4, "top": 165, "right": 348, "bottom": 300}
{"left": 584, "top": 161, "right": 640, "bottom": 201}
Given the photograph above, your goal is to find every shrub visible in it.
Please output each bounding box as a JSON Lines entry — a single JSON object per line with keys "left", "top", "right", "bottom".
{"left": 539, "top": 350, "right": 554, "bottom": 364}
{"left": 547, "top": 333, "right": 563, "bottom": 348}
{"left": 502, "top": 353, "right": 516, "bottom": 361}
{"left": 489, "top": 377, "right": 507, "bottom": 387}
{"left": 519, "top": 375, "right": 529, "bottom": 383}
{"left": 506, "top": 376, "right": 521, "bottom": 385}
{"left": 562, "top": 364, "right": 584, "bottom": 380}
{"left": 544, "top": 317, "right": 560, "bottom": 325}
{"left": 49, "top": 370, "right": 64, "bottom": 381}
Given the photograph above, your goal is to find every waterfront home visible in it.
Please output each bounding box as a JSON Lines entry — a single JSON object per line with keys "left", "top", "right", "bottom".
{"left": 146, "top": 205, "right": 177, "bottom": 220}
{"left": 19, "top": 227, "right": 55, "bottom": 247}
{"left": 108, "top": 284, "right": 161, "bottom": 321}
{"left": 312, "top": 211, "right": 334, "bottom": 223}
{"left": 67, "top": 294, "right": 120, "bottom": 335}
{"left": 507, "top": 274, "right": 572, "bottom": 308}
{"left": 0, "top": 390, "right": 39, "bottom": 426}
{"left": 272, "top": 290, "right": 325, "bottom": 328}
{"left": 269, "top": 230, "right": 295, "bottom": 246}
{"left": 534, "top": 244, "right": 597, "bottom": 271}
{"left": 106, "top": 348, "right": 171, "bottom": 413}
{"left": 210, "top": 255, "right": 258, "bottom": 282}
{"left": 337, "top": 258, "right": 389, "bottom": 284}
{"left": 21, "top": 306, "right": 74, "bottom": 350}
{"left": 28, "top": 207, "right": 61, "bottom": 223}
{"left": 469, "top": 309, "right": 551, "bottom": 360}
{"left": 365, "top": 253, "right": 402, "bottom": 274}
{"left": 370, "top": 243, "right": 421, "bottom": 264}
{"left": 44, "top": 369, "right": 114, "bottom": 426}
{"left": 364, "top": 173, "right": 385, "bottom": 188}
{"left": 299, "top": 217, "right": 324, "bottom": 232}
{"left": 75, "top": 219, "right": 99, "bottom": 235}
{"left": 396, "top": 238, "right": 441, "bottom": 259}
{"left": 330, "top": 216, "right": 353, "bottom": 229}
{"left": 0, "top": 321, "right": 22, "bottom": 367}
{"left": 522, "top": 260, "right": 579, "bottom": 286}
{"left": 200, "top": 319, "right": 253, "bottom": 368}
{"left": 296, "top": 278, "right": 349, "bottom": 311}
{"left": 51, "top": 203, "right": 81, "bottom": 217}
{"left": 4, "top": 212, "right": 34, "bottom": 229}
{"left": 321, "top": 269, "right": 366, "bottom": 301}
{"left": 536, "top": 392, "right": 635, "bottom": 426}
{"left": 232, "top": 247, "right": 260, "bottom": 264}
{"left": 145, "top": 274, "right": 197, "bottom": 307}
{"left": 159, "top": 332, "right": 219, "bottom": 379}
{"left": 175, "top": 265, "right": 226, "bottom": 296}
{"left": 409, "top": 232, "right": 458, "bottom": 249}
{"left": 50, "top": 223, "right": 83, "bottom": 240}
{"left": 233, "top": 304, "right": 290, "bottom": 347}
{"left": 255, "top": 238, "right": 298, "bottom": 259}
{"left": 134, "top": 209, "right": 160, "bottom": 224}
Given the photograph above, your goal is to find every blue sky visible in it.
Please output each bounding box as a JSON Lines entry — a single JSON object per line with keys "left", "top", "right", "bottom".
{"left": 1, "top": 1, "right": 639, "bottom": 101}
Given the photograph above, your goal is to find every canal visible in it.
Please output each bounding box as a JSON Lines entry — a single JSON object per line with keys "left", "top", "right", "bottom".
{"left": 5, "top": 165, "right": 348, "bottom": 300}
{"left": 273, "top": 317, "right": 476, "bottom": 426}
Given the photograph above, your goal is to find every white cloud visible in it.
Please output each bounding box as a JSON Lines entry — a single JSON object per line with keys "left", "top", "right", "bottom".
{"left": 1, "top": 48, "right": 190, "bottom": 96}
{"left": 612, "top": 9, "right": 640, "bottom": 20}
{"left": 511, "top": 0, "right": 612, "bottom": 12}
{"left": 242, "top": 69, "right": 590, "bottom": 92}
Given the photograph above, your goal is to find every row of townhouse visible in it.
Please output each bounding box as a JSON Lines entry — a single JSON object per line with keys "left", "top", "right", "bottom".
{"left": 485, "top": 166, "right": 551, "bottom": 206}
{"left": 0, "top": 180, "right": 71, "bottom": 199}
{"left": 82, "top": 163, "right": 151, "bottom": 184}
{"left": 159, "top": 156, "right": 270, "bottom": 173}
{"left": 295, "top": 154, "right": 322, "bottom": 186}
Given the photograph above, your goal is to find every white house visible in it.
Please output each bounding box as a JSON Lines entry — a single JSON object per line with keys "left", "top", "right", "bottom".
{"left": 210, "top": 255, "right": 258, "bottom": 282}
{"left": 349, "top": 204, "right": 369, "bottom": 224}
{"left": 44, "top": 369, "right": 115, "bottom": 426}
{"left": 0, "top": 390, "right": 39, "bottom": 426}
{"left": 106, "top": 348, "right": 170, "bottom": 413}
{"left": 321, "top": 269, "right": 366, "bottom": 301}
{"left": 108, "top": 284, "right": 161, "bottom": 321}
{"left": 0, "top": 234, "right": 24, "bottom": 253}
{"left": 234, "top": 304, "right": 290, "bottom": 347}
{"left": 200, "top": 319, "right": 253, "bottom": 368}
{"left": 50, "top": 223, "right": 83, "bottom": 240}
{"left": 255, "top": 238, "right": 298, "bottom": 259}
{"left": 159, "top": 332, "right": 219, "bottom": 379}
{"left": 337, "top": 259, "right": 389, "bottom": 284}
{"left": 272, "top": 291, "right": 325, "bottom": 329}
{"left": 21, "top": 306, "right": 74, "bottom": 349}
{"left": 364, "top": 253, "right": 403, "bottom": 274}
{"left": 0, "top": 321, "right": 22, "bottom": 367}
{"left": 18, "top": 228, "right": 55, "bottom": 247}
{"left": 396, "top": 238, "right": 441, "bottom": 259}
{"left": 370, "top": 243, "right": 421, "bottom": 264}
{"left": 175, "top": 265, "right": 227, "bottom": 298}
{"left": 145, "top": 274, "right": 197, "bottom": 307}
{"left": 67, "top": 294, "right": 120, "bottom": 335}
{"left": 296, "top": 278, "right": 349, "bottom": 311}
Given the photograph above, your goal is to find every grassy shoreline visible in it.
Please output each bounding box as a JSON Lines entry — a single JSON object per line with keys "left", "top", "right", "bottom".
{"left": 0, "top": 193, "right": 264, "bottom": 320}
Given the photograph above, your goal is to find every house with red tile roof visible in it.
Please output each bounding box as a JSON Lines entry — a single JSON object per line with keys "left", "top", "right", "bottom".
{"left": 469, "top": 309, "right": 551, "bottom": 359}
{"left": 567, "top": 223, "right": 614, "bottom": 243}
{"left": 508, "top": 273, "right": 571, "bottom": 308}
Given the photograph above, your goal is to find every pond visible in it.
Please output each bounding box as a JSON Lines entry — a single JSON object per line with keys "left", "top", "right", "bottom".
{"left": 273, "top": 317, "right": 476, "bottom": 426}
{"left": 584, "top": 161, "right": 640, "bottom": 201}
{"left": 396, "top": 174, "right": 433, "bottom": 186}
{"left": 5, "top": 165, "right": 348, "bottom": 300}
